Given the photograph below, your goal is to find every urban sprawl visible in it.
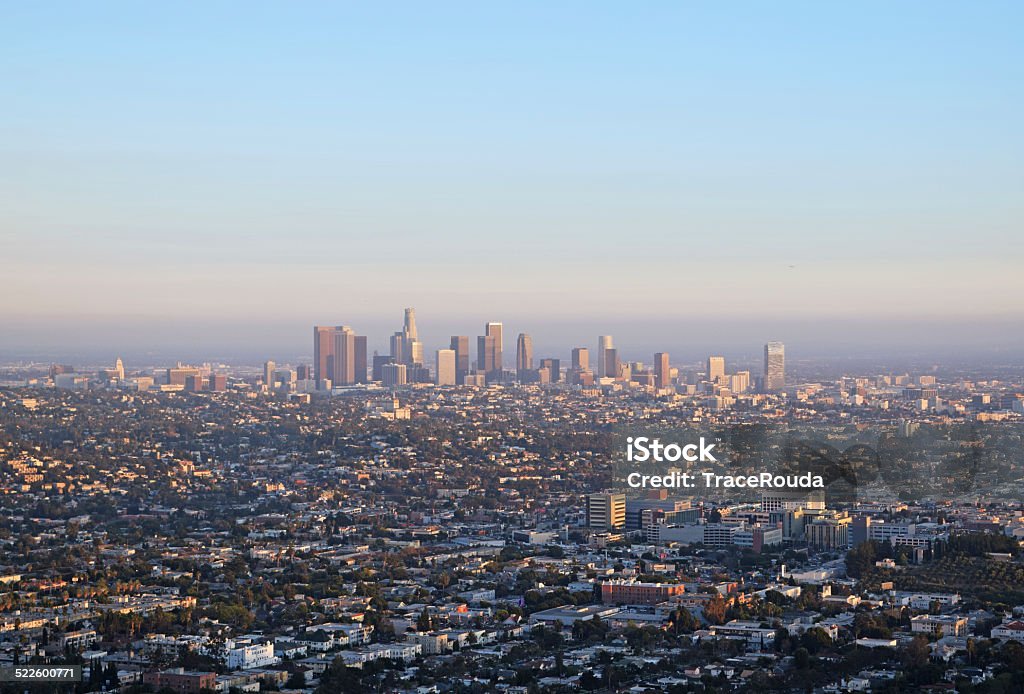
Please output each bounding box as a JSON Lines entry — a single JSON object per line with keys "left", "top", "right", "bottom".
{"left": 3, "top": 309, "right": 1024, "bottom": 693}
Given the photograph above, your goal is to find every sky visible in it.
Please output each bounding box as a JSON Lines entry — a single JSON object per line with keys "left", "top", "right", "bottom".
{"left": 2, "top": 2, "right": 1023, "bottom": 363}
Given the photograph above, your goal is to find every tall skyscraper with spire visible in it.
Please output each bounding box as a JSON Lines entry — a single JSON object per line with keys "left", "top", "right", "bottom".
{"left": 404, "top": 307, "right": 418, "bottom": 340}
{"left": 391, "top": 308, "right": 424, "bottom": 366}
{"left": 516, "top": 333, "right": 533, "bottom": 381}
{"left": 763, "top": 341, "right": 785, "bottom": 391}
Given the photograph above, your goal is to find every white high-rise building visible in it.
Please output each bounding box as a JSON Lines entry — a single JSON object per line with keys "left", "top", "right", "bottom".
{"left": 707, "top": 356, "right": 726, "bottom": 382}
{"left": 435, "top": 349, "right": 456, "bottom": 386}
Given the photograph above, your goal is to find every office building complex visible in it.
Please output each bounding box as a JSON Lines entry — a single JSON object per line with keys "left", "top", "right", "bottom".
{"left": 599, "top": 579, "right": 685, "bottom": 605}
{"left": 314, "top": 325, "right": 367, "bottom": 386}
{"left": 806, "top": 511, "right": 852, "bottom": 549}
{"left": 586, "top": 493, "right": 625, "bottom": 531}
{"left": 381, "top": 363, "right": 408, "bottom": 387}
{"left": 539, "top": 358, "right": 560, "bottom": 383}
{"left": 372, "top": 354, "right": 394, "bottom": 382}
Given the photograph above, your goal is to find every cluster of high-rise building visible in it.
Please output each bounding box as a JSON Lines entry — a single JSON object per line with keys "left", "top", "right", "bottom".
{"left": 313, "top": 325, "right": 369, "bottom": 387}
{"left": 300, "top": 308, "right": 786, "bottom": 394}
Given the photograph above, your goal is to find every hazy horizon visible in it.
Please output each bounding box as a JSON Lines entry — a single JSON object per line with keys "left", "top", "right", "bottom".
{"left": 3, "top": 312, "right": 1023, "bottom": 368}
{"left": 4, "top": 3, "right": 1023, "bottom": 361}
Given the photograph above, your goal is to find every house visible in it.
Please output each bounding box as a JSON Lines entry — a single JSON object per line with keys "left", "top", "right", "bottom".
{"left": 991, "top": 619, "right": 1024, "bottom": 642}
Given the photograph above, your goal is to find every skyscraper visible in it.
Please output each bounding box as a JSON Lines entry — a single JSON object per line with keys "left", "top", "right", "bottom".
{"left": 372, "top": 354, "right": 395, "bottom": 382}
{"left": 571, "top": 347, "right": 589, "bottom": 372}
{"left": 404, "top": 307, "right": 418, "bottom": 340}
{"left": 114, "top": 357, "right": 124, "bottom": 381}
{"left": 477, "top": 335, "right": 495, "bottom": 374}
{"left": 707, "top": 356, "right": 725, "bottom": 382}
{"left": 515, "top": 333, "right": 533, "bottom": 381}
{"left": 331, "top": 326, "right": 357, "bottom": 385}
{"left": 450, "top": 336, "right": 469, "bottom": 384}
{"left": 390, "top": 332, "right": 406, "bottom": 365}
{"left": 354, "top": 335, "right": 368, "bottom": 384}
{"left": 408, "top": 339, "right": 424, "bottom": 366}
{"left": 263, "top": 360, "right": 276, "bottom": 388}
{"left": 486, "top": 322, "right": 503, "bottom": 375}
{"left": 654, "top": 352, "right": 670, "bottom": 388}
{"left": 313, "top": 326, "right": 335, "bottom": 383}
{"left": 730, "top": 370, "right": 750, "bottom": 393}
{"left": 391, "top": 308, "right": 424, "bottom": 367}
{"left": 381, "top": 362, "right": 407, "bottom": 387}
{"left": 435, "top": 349, "right": 456, "bottom": 386}
{"left": 597, "top": 336, "right": 613, "bottom": 377}
{"left": 764, "top": 341, "right": 785, "bottom": 391}
{"left": 315, "top": 325, "right": 366, "bottom": 387}
{"left": 604, "top": 348, "right": 620, "bottom": 380}
{"left": 540, "top": 358, "right": 561, "bottom": 383}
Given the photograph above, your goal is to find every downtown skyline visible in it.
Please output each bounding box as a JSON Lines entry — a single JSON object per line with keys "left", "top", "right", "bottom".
{"left": 3, "top": 310, "right": 1024, "bottom": 367}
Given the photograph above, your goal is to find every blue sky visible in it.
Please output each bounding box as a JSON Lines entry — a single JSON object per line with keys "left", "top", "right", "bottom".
{"left": 3, "top": 2, "right": 1023, "bottom": 360}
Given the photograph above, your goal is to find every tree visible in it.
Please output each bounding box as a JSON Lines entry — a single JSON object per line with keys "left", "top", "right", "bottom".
{"left": 286, "top": 670, "right": 306, "bottom": 689}
{"left": 800, "top": 627, "right": 832, "bottom": 654}
{"left": 416, "top": 607, "right": 432, "bottom": 632}
{"left": 668, "top": 607, "right": 699, "bottom": 635}
{"left": 704, "top": 594, "right": 728, "bottom": 625}
{"left": 904, "top": 635, "right": 930, "bottom": 669}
